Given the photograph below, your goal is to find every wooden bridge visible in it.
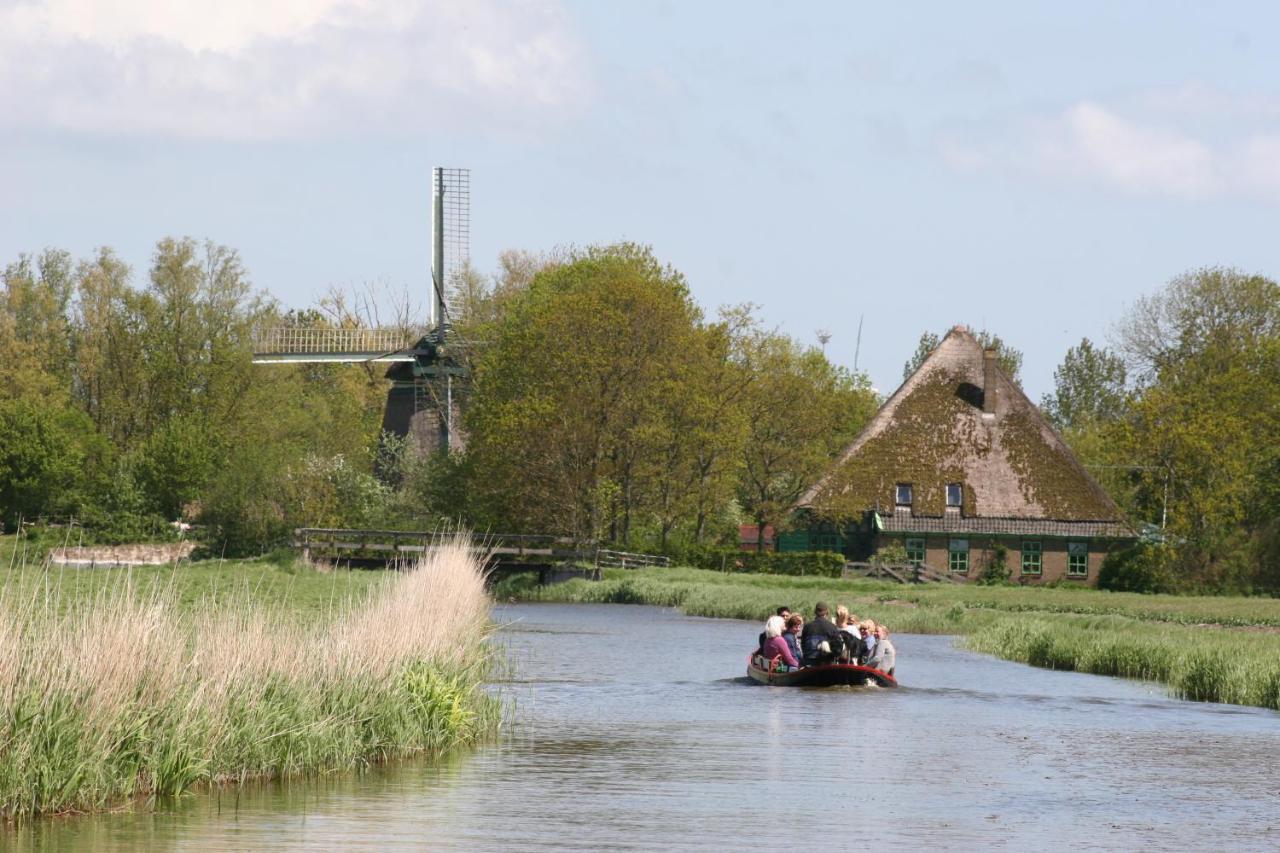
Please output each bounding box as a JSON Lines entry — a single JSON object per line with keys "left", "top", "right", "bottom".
{"left": 292, "top": 528, "right": 669, "bottom": 584}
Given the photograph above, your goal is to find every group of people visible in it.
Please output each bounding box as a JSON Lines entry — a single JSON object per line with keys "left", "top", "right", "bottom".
{"left": 757, "top": 602, "right": 896, "bottom": 675}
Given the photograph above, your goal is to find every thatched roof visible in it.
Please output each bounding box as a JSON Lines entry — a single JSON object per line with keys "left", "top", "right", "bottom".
{"left": 799, "top": 326, "right": 1126, "bottom": 528}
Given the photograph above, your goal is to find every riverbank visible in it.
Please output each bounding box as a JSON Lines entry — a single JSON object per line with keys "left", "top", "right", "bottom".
{"left": 496, "top": 567, "right": 1280, "bottom": 711}
{"left": 0, "top": 541, "right": 500, "bottom": 822}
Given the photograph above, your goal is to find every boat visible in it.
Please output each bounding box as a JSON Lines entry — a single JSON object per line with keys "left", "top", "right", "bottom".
{"left": 746, "top": 653, "right": 898, "bottom": 688}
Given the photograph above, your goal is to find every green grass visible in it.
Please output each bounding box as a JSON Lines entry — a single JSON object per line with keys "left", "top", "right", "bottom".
{"left": 0, "top": 535, "right": 390, "bottom": 619}
{"left": 496, "top": 565, "right": 1280, "bottom": 711}
{"left": 0, "top": 539, "right": 498, "bottom": 822}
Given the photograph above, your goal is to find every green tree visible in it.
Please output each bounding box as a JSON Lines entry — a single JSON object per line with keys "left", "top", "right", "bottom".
{"left": 737, "top": 328, "right": 877, "bottom": 551}
{"left": 0, "top": 398, "right": 91, "bottom": 524}
{"left": 902, "top": 329, "right": 1023, "bottom": 385}
{"left": 1041, "top": 338, "right": 1128, "bottom": 431}
{"left": 466, "top": 243, "right": 706, "bottom": 542}
{"left": 1113, "top": 267, "right": 1280, "bottom": 590}
{"left": 134, "top": 414, "right": 219, "bottom": 520}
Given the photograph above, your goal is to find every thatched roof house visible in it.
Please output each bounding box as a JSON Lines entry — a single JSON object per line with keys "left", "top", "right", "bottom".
{"left": 790, "top": 326, "right": 1133, "bottom": 584}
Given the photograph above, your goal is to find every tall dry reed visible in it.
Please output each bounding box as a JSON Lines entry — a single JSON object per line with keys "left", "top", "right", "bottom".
{"left": 0, "top": 539, "right": 498, "bottom": 821}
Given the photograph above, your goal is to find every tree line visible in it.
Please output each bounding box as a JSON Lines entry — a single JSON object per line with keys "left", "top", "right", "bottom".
{"left": 1, "top": 240, "right": 1276, "bottom": 591}
{"left": 0, "top": 240, "right": 875, "bottom": 559}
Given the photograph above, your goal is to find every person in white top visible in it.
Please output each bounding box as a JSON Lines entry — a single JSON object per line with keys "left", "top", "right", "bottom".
{"left": 875, "top": 625, "right": 896, "bottom": 675}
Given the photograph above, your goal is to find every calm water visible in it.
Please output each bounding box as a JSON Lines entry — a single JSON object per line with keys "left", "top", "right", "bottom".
{"left": 13, "top": 603, "right": 1280, "bottom": 851}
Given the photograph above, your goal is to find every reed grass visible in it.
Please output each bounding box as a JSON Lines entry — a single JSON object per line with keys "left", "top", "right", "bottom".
{"left": 498, "top": 566, "right": 1280, "bottom": 711}
{"left": 0, "top": 540, "right": 499, "bottom": 822}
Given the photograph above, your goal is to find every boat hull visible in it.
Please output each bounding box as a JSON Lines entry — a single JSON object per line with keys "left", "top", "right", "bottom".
{"left": 747, "top": 654, "right": 897, "bottom": 688}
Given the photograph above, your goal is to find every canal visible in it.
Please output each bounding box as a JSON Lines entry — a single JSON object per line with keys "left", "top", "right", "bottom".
{"left": 15, "top": 603, "right": 1280, "bottom": 850}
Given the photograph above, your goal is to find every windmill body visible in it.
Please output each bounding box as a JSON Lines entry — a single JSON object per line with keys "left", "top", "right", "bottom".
{"left": 252, "top": 167, "right": 472, "bottom": 459}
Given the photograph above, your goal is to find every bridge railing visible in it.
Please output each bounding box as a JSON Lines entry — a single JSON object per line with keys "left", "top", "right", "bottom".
{"left": 293, "top": 528, "right": 584, "bottom": 562}
{"left": 595, "top": 549, "right": 671, "bottom": 570}
{"left": 254, "top": 327, "right": 424, "bottom": 356}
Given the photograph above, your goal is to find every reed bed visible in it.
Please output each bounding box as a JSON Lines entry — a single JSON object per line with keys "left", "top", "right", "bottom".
{"left": 500, "top": 567, "right": 1280, "bottom": 711}
{"left": 0, "top": 540, "right": 499, "bottom": 822}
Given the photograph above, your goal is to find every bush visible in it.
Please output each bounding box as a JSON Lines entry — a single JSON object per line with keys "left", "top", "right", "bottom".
{"left": 668, "top": 543, "right": 845, "bottom": 577}
{"left": 977, "top": 542, "right": 1012, "bottom": 585}
{"left": 1098, "top": 543, "right": 1176, "bottom": 593}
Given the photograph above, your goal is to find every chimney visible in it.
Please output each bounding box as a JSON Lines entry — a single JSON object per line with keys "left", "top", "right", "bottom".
{"left": 982, "top": 348, "right": 998, "bottom": 415}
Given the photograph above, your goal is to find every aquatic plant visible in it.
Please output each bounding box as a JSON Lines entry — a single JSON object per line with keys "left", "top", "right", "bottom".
{"left": 0, "top": 540, "right": 498, "bottom": 822}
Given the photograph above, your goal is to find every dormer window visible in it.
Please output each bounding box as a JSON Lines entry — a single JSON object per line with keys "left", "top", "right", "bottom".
{"left": 895, "top": 483, "right": 913, "bottom": 506}
{"left": 946, "top": 483, "right": 963, "bottom": 508}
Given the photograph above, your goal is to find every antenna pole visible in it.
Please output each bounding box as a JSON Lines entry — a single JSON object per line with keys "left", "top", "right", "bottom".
{"left": 854, "top": 314, "right": 864, "bottom": 372}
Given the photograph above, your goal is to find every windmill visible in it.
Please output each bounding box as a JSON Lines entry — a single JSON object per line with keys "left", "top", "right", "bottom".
{"left": 252, "top": 167, "right": 472, "bottom": 457}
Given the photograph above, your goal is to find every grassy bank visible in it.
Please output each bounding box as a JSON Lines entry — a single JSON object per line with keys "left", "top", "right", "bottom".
{"left": 0, "top": 540, "right": 499, "bottom": 822}
{"left": 497, "top": 566, "right": 1280, "bottom": 711}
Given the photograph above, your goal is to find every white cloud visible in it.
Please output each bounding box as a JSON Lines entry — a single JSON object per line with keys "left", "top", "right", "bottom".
{"left": 0, "top": 0, "right": 591, "bottom": 138}
{"left": 1035, "top": 103, "right": 1219, "bottom": 198}
{"left": 936, "top": 95, "right": 1280, "bottom": 203}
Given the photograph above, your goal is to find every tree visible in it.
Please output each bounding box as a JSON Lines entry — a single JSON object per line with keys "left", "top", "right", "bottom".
{"left": 465, "top": 243, "right": 708, "bottom": 542}
{"left": 902, "top": 329, "right": 1023, "bottom": 385}
{"left": 0, "top": 398, "right": 91, "bottom": 524}
{"left": 1041, "top": 337, "right": 1128, "bottom": 431}
{"left": 1111, "top": 267, "right": 1280, "bottom": 590}
{"left": 737, "top": 327, "right": 877, "bottom": 551}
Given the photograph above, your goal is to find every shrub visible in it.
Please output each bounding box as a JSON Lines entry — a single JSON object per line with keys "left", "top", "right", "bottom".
{"left": 661, "top": 544, "right": 846, "bottom": 577}
{"left": 1098, "top": 543, "right": 1176, "bottom": 593}
{"left": 977, "top": 542, "right": 1012, "bottom": 585}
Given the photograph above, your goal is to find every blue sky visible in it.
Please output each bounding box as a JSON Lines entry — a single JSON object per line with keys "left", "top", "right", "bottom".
{"left": 4, "top": 1, "right": 1279, "bottom": 399}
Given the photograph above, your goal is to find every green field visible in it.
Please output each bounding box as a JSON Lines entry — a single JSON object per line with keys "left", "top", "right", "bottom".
{"left": 1, "top": 538, "right": 389, "bottom": 619}
{"left": 496, "top": 566, "right": 1280, "bottom": 711}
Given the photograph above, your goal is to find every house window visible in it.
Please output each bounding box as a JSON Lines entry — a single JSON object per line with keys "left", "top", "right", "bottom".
{"left": 1021, "top": 541, "right": 1042, "bottom": 576}
{"left": 895, "top": 483, "right": 913, "bottom": 506}
{"left": 1067, "top": 541, "right": 1088, "bottom": 577}
{"left": 946, "top": 483, "right": 963, "bottom": 508}
{"left": 905, "top": 538, "right": 926, "bottom": 566}
{"left": 948, "top": 538, "right": 969, "bottom": 574}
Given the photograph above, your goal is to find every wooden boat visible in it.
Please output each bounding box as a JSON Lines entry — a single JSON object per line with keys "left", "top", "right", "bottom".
{"left": 747, "top": 653, "right": 898, "bottom": 688}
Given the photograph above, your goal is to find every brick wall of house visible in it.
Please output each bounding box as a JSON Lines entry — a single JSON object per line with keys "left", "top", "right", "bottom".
{"left": 892, "top": 533, "right": 1126, "bottom": 586}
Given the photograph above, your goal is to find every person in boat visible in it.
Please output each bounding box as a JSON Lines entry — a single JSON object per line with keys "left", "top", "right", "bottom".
{"left": 801, "top": 602, "right": 843, "bottom": 666}
{"left": 783, "top": 613, "right": 804, "bottom": 665}
{"left": 875, "top": 625, "right": 896, "bottom": 675}
{"left": 863, "top": 622, "right": 885, "bottom": 669}
{"left": 857, "top": 619, "right": 879, "bottom": 665}
{"left": 760, "top": 615, "right": 800, "bottom": 670}
{"left": 758, "top": 606, "right": 792, "bottom": 655}
{"left": 836, "top": 606, "right": 861, "bottom": 662}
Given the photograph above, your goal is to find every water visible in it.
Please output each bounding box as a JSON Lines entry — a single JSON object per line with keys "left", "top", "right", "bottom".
{"left": 13, "top": 603, "right": 1280, "bottom": 851}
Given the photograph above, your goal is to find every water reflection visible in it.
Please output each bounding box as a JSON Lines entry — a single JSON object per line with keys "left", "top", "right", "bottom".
{"left": 12, "top": 603, "right": 1280, "bottom": 851}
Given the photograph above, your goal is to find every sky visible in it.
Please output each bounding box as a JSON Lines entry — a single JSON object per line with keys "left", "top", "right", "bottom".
{"left": 4, "top": 0, "right": 1280, "bottom": 400}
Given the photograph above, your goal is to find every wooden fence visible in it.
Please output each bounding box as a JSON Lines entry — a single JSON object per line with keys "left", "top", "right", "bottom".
{"left": 843, "top": 561, "right": 961, "bottom": 584}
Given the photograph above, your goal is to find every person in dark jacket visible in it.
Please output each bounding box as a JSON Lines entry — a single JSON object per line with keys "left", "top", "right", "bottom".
{"left": 783, "top": 613, "right": 804, "bottom": 666}
{"left": 800, "top": 602, "right": 843, "bottom": 666}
